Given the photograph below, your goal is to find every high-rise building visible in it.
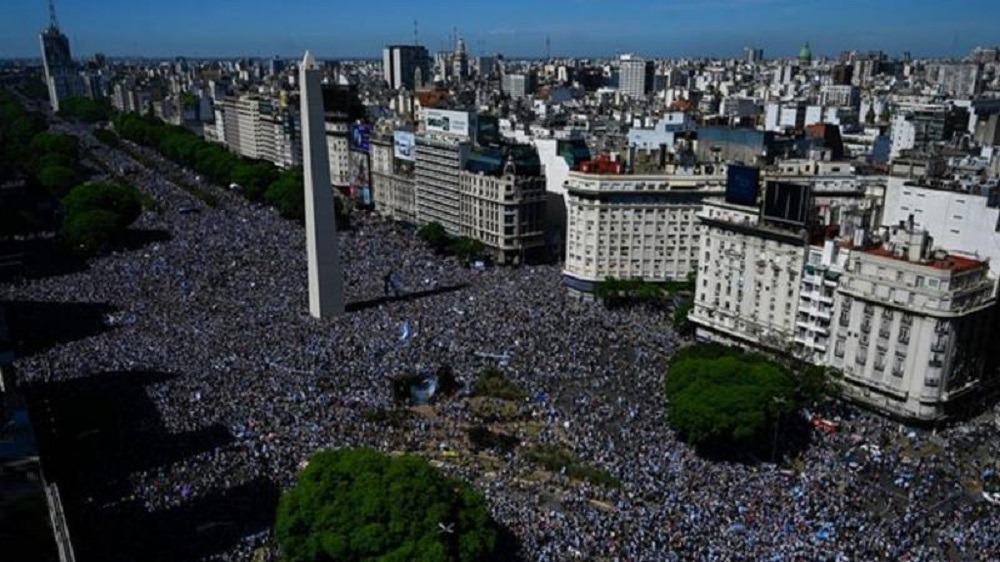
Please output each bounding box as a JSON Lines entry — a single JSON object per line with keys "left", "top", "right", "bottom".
{"left": 38, "top": 0, "right": 84, "bottom": 112}
{"left": 452, "top": 37, "right": 470, "bottom": 83}
{"left": 744, "top": 47, "right": 764, "bottom": 64}
{"left": 618, "top": 54, "right": 654, "bottom": 98}
{"left": 382, "top": 45, "right": 431, "bottom": 91}
{"left": 502, "top": 73, "right": 535, "bottom": 99}
{"left": 414, "top": 109, "right": 475, "bottom": 233}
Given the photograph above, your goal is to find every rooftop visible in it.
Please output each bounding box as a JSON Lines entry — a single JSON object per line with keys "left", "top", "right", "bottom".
{"left": 856, "top": 245, "right": 986, "bottom": 273}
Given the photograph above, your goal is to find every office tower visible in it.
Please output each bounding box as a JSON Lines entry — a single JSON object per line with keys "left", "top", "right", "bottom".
{"left": 618, "top": 54, "right": 654, "bottom": 98}
{"left": 382, "top": 45, "right": 431, "bottom": 91}
{"left": 502, "top": 73, "right": 535, "bottom": 99}
{"left": 452, "top": 36, "right": 469, "bottom": 83}
{"left": 38, "top": 0, "right": 83, "bottom": 112}
{"left": 299, "top": 52, "right": 345, "bottom": 319}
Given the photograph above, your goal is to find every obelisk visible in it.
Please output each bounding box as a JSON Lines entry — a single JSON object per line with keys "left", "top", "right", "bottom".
{"left": 300, "top": 51, "right": 344, "bottom": 318}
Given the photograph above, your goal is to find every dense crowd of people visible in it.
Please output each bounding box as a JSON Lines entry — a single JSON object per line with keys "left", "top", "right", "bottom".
{"left": 4, "top": 125, "right": 999, "bottom": 561}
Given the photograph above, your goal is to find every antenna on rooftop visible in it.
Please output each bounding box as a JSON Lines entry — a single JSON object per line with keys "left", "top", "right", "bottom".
{"left": 546, "top": 34, "right": 551, "bottom": 61}
{"left": 413, "top": 19, "right": 419, "bottom": 46}
{"left": 48, "top": 0, "right": 59, "bottom": 30}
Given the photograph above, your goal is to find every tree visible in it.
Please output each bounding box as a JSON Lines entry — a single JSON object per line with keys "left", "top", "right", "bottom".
{"left": 36, "top": 164, "right": 78, "bottom": 197}
{"left": 417, "top": 222, "right": 450, "bottom": 252}
{"left": 61, "top": 209, "right": 119, "bottom": 252}
{"left": 93, "top": 129, "right": 120, "bottom": 147}
{"left": 62, "top": 182, "right": 142, "bottom": 230}
{"left": 29, "top": 132, "right": 79, "bottom": 165}
{"left": 672, "top": 298, "right": 694, "bottom": 335}
{"left": 57, "top": 97, "right": 111, "bottom": 123}
{"left": 60, "top": 182, "right": 142, "bottom": 253}
{"left": 664, "top": 346, "right": 798, "bottom": 450}
{"left": 449, "top": 237, "right": 486, "bottom": 262}
{"left": 264, "top": 169, "right": 305, "bottom": 220}
{"left": 274, "top": 448, "right": 499, "bottom": 562}
{"left": 232, "top": 160, "right": 279, "bottom": 202}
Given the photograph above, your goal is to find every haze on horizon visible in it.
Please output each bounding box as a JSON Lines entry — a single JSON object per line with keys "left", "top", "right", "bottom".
{"left": 2, "top": 0, "right": 999, "bottom": 60}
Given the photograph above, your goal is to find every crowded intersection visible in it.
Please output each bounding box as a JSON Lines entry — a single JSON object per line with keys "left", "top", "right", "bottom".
{"left": 4, "top": 131, "right": 1000, "bottom": 562}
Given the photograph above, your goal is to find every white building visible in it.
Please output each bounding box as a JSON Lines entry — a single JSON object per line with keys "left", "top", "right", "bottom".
{"left": 563, "top": 171, "right": 726, "bottom": 294}
{"left": 691, "top": 200, "right": 809, "bottom": 350}
{"left": 618, "top": 54, "right": 654, "bottom": 98}
{"left": 828, "top": 223, "right": 996, "bottom": 420}
{"left": 325, "top": 121, "right": 351, "bottom": 187}
{"left": 626, "top": 112, "right": 697, "bottom": 151}
{"left": 502, "top": 73, "right": 534, "bottom": 99}
{"left": 882, "top": 179, "right": 1000, "bottom": 276}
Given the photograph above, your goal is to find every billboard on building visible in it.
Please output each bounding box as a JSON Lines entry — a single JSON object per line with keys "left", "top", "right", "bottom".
{"left": 423, "top": 108, "right": 472, "bottom": 138}
{"left": 725, "top": 165, "right": 760, "bottom": 206}
{"left": 349, "top": 150, "right": 372, "bottom": 208}
{"left": 393, "top": 130, "right": 416, "bottom": 161}
{"left": 762, "top": 181, "right": 810, "bottom": 226}
{"left": 349, "top": 123, "right": 371, "bottom": 153}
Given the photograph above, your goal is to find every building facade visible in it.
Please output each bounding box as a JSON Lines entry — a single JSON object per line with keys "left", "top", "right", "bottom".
{"left": 563, "top": 171, "right": 726, "bottom": 294}
{"left": 383, "top": 45, "right": 431, "bottom": 91}
{"left": 618, "top": 54, "right": 655, "bottom": 98}
{"left": 827, "top": 223, "right": 996, "bottom": 420}
{"left": 691, "top": 200, "right": 809, "bottom": 349}
{"left": 371, "top": 136, "right": 417, "bottom": 223}
{"left": 458, "top": 169, "right": 546, "bottom": 264}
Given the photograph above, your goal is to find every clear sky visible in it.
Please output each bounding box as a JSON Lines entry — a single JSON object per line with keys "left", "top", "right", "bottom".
{"left": 1, "top": 0, "right": 998, "bottom": 59}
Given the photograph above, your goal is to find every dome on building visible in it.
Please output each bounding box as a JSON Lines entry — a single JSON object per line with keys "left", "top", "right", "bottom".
{"left": 798, "top": 42, "right": 813, "bottom": 64}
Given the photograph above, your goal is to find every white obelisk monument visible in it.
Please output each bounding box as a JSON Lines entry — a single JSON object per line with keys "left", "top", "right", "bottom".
{"left": 300, "top": 51, "right": 344, "bottom": 318}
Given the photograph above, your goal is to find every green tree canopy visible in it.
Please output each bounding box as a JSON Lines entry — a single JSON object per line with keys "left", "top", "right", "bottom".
{"left": 232, "top": 160, "right": 280, "bottom": 202}
{"left": 61, "top": 209, "right": 120, "bottom": 252}
{"left": 57, "top": 97, "right": 111, "bottom": 123}
{"left": 29, "top": 132, "right": 79, "bottom": 171}
{"left": 672, "top": 298, "right": 694, "bottom": 335}
{"left": 60, "top": 182, "right": 142, "bottom": 252}
{"left": 275, "top": 448, "right": 499, "bottom": 562}
{"left": 417, "top": 222, "right": 450, "bottom": 252}
{"left": 36, "top": 164, "right": 79, "bottom": 197}
{"left": 264, "top": 169, "right": 305, "bottom": 220}
{"left": 449, "top": 237, "right": 486, "bottom": 262}
{"left": 665, "top": 346, "right": 798, "bottom": 449}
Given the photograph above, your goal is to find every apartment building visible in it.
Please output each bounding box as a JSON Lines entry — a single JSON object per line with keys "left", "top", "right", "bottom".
{"left": 562, "top": 170, "right": 726, "bottom": 295}
{"left": 323, "top": 121, "right": 354, "bottom": 188}
{"left": 414, "top": 134, "right": 470, "bottom": 233}
{"left": 828, "top": 222, "right": 997, "bottom": 420}
{"left": 371, "top": 135, "right": 417, "bottom": 223}
{"left": 213, "top": 95, "right": 300, "bottom": 168}
{"left": 690, "top": 198, "right": 809, "bottom": 349}
{"left": 459, "top": 146, "right": 547, "bottom": 264}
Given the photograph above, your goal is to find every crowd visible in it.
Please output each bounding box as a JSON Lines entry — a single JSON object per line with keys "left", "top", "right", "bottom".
{"left": 4, "top": 126, "right": 999, "bottom": 561}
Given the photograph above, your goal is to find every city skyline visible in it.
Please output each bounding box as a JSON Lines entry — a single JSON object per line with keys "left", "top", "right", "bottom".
{"left": 2, "top": 0, "right": 1000, "bottom": 60}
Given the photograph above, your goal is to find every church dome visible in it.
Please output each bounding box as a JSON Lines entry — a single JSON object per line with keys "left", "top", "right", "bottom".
{"left": 799, "top": 42, "right": 813, "bottom": 63}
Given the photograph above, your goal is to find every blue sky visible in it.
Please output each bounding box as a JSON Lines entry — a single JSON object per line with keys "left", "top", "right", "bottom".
{"left": 1, "top": 0, "right": 998, "bottom": 59}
